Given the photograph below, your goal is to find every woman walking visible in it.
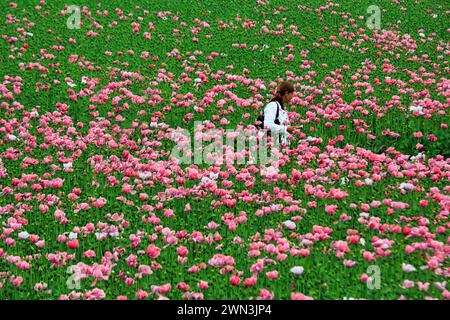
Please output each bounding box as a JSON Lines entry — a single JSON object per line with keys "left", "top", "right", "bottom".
{"left": 256, "top": 81, "right": 300, "bottom": 146}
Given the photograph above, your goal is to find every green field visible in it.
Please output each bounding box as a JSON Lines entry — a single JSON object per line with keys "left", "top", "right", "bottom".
{"left": 0, "top": 0, "right": 448, "bottom": 300}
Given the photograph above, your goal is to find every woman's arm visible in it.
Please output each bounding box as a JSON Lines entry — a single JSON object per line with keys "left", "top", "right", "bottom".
{"left": 264, "top": 102, "right": 288, "bottom": 135}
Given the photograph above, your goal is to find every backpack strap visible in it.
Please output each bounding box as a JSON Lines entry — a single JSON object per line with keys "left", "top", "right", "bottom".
{"left": 274, "top": 101, "right": 280, "bottom": 125}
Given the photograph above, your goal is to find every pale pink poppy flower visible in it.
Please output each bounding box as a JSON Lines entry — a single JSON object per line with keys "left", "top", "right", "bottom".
{"left": 400, "top": 280, "right": 415, "bottom": 289}
{"left": 291, "top": 292, "right": 313, "bottom": 300}
{"left": 35, "top": 240, "right": 45, "bottom": 248}
{"left": 418, "top": 282, "right": 430, "bottom": 292}
{"left": 136, "top": 289, "right": 148, "bottom": 300}
{"left": 198, "top": 281, "right": 208, "bottom": 290}
{"left": 343, "top": 260, "right": 356, "bottom": 268}
{"left": 434, "top": 281, "right": 447, "bottom": 291}
{"left": 257, "top": 289, "right": 274, "bottom": 300}
{"left": 10, "top": 276, "right": 23, "bottom": 286}
{"left": 266, "top": 270, "right": 278, "bottom": 279}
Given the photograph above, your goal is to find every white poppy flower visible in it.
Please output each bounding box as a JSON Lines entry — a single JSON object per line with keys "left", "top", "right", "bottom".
{"left": 399, "top": 182, "right": 414, "bottom": 191}
{"left": 402, "top": 263, "right": 417, "bottom": 273}
{"left": 18, "top": 231, "right": 30, "bottom": 240}
{"left": 283, "top": 220, "right": 296, "bottom": 230}
{"left": 359, "top": 212, "right": 369, "bottom": 219}
{"left": 290, "top": 266, "right": 304, "bottom": 276}
{"left": 63, "top": 162, "right": 73, "bottom": 169}
{"left": 209, "top": 172, "right": 219, "bottom": 180}
{"left": 409, "top": 105, "right": 424, "bottom": 114}
{"left": 139, "top": 172, "right": 151, "bottom": 179}
{"left": 68, "top": 232, "right": 78, "bottom": 240}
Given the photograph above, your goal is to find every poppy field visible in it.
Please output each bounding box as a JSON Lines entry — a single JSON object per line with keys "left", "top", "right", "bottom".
{"left": 0, "top": 0, "right": 449, "bottom": 300}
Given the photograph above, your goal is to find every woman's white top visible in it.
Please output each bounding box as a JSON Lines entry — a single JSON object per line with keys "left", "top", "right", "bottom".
{"left": 262, "top": 101, "right": 290, "bottom": 145}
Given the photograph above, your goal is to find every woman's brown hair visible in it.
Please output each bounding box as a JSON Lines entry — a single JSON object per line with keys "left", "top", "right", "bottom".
{"left": 269, "top": 81, "right": 294, "bottom": 110}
